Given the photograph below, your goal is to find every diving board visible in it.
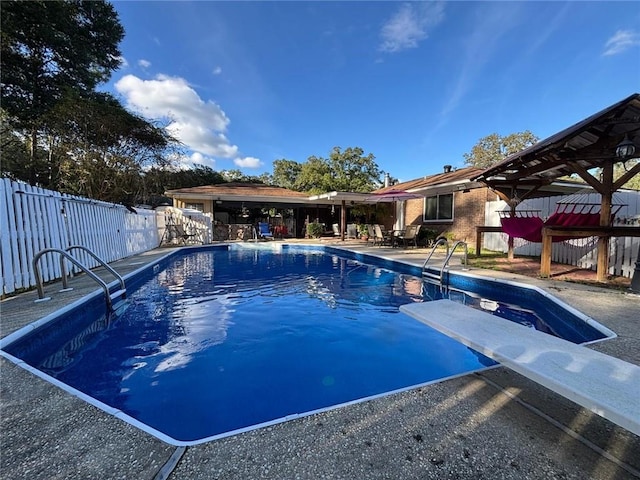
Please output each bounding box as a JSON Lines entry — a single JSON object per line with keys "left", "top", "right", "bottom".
{"left": 399, "top": 300, "right": 640, "bottom": 436}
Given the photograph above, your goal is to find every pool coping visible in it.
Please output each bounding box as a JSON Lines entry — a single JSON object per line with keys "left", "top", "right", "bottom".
{"left": 1, "top": 242, "right": 639, "bottom": 479}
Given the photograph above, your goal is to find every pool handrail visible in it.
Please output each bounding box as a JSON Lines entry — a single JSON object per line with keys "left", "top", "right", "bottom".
{"left": 422, "top": 237, "right": 449, "bottom": 284}
{"left": 64, "top": 245, "right": 126, "bottom": 293}
{"left": 441, "top": 240, "right": 468, "bottom": 280}
{"left": 32, "top": 247, "right": 125, "bottom": 310}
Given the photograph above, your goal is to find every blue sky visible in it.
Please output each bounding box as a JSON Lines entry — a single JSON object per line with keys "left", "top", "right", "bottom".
{"left": 106, "top": 1, "right": 640, "bottom": 183}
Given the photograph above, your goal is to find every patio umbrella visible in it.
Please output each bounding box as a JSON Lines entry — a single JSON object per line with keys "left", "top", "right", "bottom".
{"left": 364, "top": 189, "right": 423, "bottom": 203}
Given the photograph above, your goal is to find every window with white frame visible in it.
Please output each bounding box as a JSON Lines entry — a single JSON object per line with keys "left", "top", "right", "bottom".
{"left": 423, "top": 194, "right": 453, "bottom": 221}
{"left": 185, "top": 202, "right": 204, "bottom": 212}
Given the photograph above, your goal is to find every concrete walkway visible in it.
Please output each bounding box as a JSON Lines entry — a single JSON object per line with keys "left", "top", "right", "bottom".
{"left": 1, "top": 241, "right": 639, "bottom": 480}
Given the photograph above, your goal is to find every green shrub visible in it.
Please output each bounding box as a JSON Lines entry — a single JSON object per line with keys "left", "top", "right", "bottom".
{"left": 417, "top": 227, "right": 438, "bottom": 246}
{"left": 306, "top": 222, "right": 323, "bottom": 238}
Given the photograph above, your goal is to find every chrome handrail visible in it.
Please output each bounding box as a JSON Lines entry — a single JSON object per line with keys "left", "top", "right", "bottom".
{"left": 65, "top": 245, "right": 125, "bottom": 293}
{"left": 32, "top": 247, "right": 126, "bottom": 310}
{"left": 422, "top": 237, "right": 449, "bottom": 275}
{"left": 440, "top": 240, "right": 468, "bottom": 280}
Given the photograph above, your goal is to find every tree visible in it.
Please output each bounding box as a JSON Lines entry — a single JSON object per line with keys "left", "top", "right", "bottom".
{"left": 294, "top": 147, "right": 382, "bottom": 194}
{"left": 0, "top": 110, "right": 30, "bottom": 181}
{"left": 1, "top": 0, "right": 124, "bottom": 184}
{"left": 43, "top": 92, "right": 178, "bottom": 202}
{"left": 272, "top": 159, "right": 302, "bottom": 190}
{"left": 141, "top": 164, "right": 226, "bottom": 206}
{"left": 464, "top": 131, "right": 539, "bottom": 169}
{"left": 294, "top": 156, "right": 333, "bottom": 194}
{"left": 327, "top": 146, "right": 381, "bottom": 192}
{"left": 614, "top": 159, "right": 640, "bottom": 190}
{"left": 219, "top": 169, "right": 265, "bottom": 183}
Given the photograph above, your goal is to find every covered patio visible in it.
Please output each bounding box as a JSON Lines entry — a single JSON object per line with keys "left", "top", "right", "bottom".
{"left": 473, "top": 93, "right": 640, "bottom": 284}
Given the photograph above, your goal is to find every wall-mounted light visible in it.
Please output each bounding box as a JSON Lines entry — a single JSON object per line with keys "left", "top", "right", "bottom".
{"left": 616, "top": 134, "right": 636, "bottom": 159}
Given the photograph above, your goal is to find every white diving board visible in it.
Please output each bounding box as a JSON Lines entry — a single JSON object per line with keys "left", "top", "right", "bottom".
{"left": 400, "top": 300, "right": 640, "bottom": 437}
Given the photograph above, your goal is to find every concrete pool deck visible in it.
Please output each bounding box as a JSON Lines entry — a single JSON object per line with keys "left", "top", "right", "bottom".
{"left": 1, "top": 241, "right": 639, "bottom": 479}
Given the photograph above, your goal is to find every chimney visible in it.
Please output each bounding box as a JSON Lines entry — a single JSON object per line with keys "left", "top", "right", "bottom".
{"left": 384, "top": 172, "right": 391, "bottom": 187}
{"left": 443, "top": 165, "right": 452, "bottom": 173}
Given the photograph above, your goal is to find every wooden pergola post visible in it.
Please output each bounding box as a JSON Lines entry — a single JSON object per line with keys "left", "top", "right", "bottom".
{"left": 507, "top": 202, "right": 516, "bottom": 261}
{"left": 597, "top": 161, "right": 614, "bottom": 282}
{"left": 540, "top": 227, "right": 552, "bottom": 278}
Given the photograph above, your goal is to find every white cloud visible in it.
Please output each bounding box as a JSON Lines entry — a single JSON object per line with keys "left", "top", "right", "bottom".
{"left": 379, "top": 2, "right": 445, "bottom": 53}
{"left": 234, "top": 156, "right": 263, "bottom": 169}
{"left": 138, "top": 59, "right": 152, "bottom": 68}
{"left": 117, "top": 56, "right": 129, "bottom": 69}
{"left": 603, "top": 30, "right": 640, "bottom": 56}
{"left": 114, "top": 74, "right": 239, "bottom": 161}
{"left": 213, "top": 66, "right": 223, "bottom": 75}
{"left": 190, "top": 152, "right": 216, "bottom": 169}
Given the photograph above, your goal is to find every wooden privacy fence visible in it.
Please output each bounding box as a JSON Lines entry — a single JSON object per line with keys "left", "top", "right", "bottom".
{"left": 482, "top": 191, "right": 640, "bottom": 278}
{"left": 0, "top": 178, "right": 160, "bottom": 296}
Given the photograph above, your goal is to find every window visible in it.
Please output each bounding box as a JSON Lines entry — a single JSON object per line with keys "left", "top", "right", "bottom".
{"left": 423, "top": 194, "right": 453, "bottom": 221}
{"left": 185, "top": 202, "right": 204, "bottom": 212}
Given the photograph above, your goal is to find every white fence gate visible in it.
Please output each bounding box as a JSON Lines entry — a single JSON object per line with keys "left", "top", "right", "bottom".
{"left": 0, "top": 178, "right": 160, "bottom": 296}
{"left": 482, "top": 190, "right": 640, "bottom": 278}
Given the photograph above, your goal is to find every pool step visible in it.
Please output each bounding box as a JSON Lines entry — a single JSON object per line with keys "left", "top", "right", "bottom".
{"left": 400, "top": 299, "right": 640, "bottom": 437}
{"left": 109, "top": 289, "right": 127, "bottom": 302}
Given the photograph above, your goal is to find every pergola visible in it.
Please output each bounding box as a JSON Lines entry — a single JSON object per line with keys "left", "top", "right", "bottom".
{"left": 473, "top": 93, "right": 640, "bottom": 282}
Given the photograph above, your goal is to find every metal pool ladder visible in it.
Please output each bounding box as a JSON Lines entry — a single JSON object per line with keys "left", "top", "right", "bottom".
{"left": 422, "top": 239, "right": 468, "bottom": 286}
{"left": 32, "top": 246, "right": 126, "bottom": 311}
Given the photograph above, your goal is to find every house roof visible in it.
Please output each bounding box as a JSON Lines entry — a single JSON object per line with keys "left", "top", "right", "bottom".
{"left": 166, "top": 182, "right": 309, "bottom": 198}
{"left": 375, "top": 166, "right": 485, "bottom": 194}
{"left": 165, "top": 182, "right": 368, "bottom": 206}
{"left": 473, "top": 93, "right": 640, "bottom": 188}
{"left": 373, "top": 165, "right": 584, "bottom": 198}
{"left": 165, "top": 182, "right": 315, "bottom": 205}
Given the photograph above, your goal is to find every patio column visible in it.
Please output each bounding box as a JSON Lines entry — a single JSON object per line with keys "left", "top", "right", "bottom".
{"left": 340, "top": 200, "right": 346, "bottom": 241}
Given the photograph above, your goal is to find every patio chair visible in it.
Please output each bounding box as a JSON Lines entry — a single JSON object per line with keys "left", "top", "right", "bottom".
{"left": 373, "top": 224, "right": 390, "bottom": 247}
{"left": 367, "top": 225, "right": 377, "bottom": 244}
{"left": 332, "top": 224, "right": 341, "bottom": 236}
{"left": 397, "top": 225, "right": 419, "bottom": 248}
{"left": 258, "top": 222, "right": 274, "bottom": 240}
{"left": 174, "top": 224, "right": 197, "bottom": 245}
{"left": 370, "top": 224, "right": 384, "bottom": 245}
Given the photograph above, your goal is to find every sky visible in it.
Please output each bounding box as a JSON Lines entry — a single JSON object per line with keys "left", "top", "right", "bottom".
{"left": 105, "top": 1, "right": 640, "bottom": 183}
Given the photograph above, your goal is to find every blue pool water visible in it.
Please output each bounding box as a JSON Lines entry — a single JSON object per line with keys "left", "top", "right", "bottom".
{"left": 2, "top": 245, "right": 608, "bottom": 444}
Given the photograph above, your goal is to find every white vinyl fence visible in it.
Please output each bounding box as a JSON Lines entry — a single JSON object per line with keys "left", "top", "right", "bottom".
{"left": 0, "top": 178, "right": 161, "bottom": 296}
{"left": 157, "top": 206, "right": 212, "bottom": 246}
{"left": 482, "top": 190, "right": 640, "bottom": 278}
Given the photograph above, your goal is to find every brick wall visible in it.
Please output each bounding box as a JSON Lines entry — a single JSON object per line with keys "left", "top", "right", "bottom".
{"left": 403, "top": 187, "right": 498, "bottom": 245}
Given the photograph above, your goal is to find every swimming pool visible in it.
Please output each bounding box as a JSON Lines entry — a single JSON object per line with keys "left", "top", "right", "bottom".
{"left": 0, "top": 244, "right": 612, "bottom": 445}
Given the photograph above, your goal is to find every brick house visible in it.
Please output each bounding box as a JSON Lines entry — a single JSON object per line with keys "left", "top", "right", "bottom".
{"left": 375, "top": 166, "right": 584, "bottom": 247}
